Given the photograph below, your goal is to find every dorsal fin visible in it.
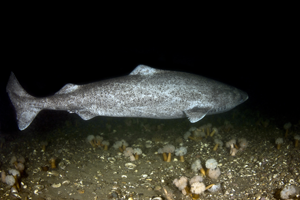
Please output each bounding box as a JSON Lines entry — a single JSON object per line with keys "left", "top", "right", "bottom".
{"left": 56, "top": 83, "right": 79, "bottom": 94}
{"left": 129, "top": 64, "right": 166, "bottom": 75}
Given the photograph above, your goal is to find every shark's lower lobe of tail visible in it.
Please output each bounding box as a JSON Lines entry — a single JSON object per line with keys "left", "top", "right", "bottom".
{"left": 6, "top": 72, "right": 42, "bottom": 130}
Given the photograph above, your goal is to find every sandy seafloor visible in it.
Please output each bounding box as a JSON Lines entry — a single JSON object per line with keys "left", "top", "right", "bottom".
{"left": 0, "top": 105, "right": 299, "bottom": 200}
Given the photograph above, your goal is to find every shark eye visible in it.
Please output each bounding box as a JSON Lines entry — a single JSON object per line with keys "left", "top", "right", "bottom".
{"left": 237, "top": 94, "right": 244, "bottom": 103}
{"left": 239, "top": 92, "right": 248, "bottom": 103}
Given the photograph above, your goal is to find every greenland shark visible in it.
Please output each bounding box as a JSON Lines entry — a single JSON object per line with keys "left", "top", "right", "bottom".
{"left": 6, "top": 65, "right": 248, "bottom": 130}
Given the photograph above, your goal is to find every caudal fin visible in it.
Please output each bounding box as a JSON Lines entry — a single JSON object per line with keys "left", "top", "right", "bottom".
{"left": 6, "top": 72, "right": 42, "bottom": 130}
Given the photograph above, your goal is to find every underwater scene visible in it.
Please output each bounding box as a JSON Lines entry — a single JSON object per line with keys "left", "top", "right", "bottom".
{"left": 0, "top": 104, "right": 299, "bottom": 200}
{"left": 2, "top": 10, "right": 299, "bottom": 199}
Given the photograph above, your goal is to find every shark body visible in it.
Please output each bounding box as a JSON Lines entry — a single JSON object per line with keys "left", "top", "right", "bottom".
{"left": 6, "top": 65, "right": 248, "bottom": 130}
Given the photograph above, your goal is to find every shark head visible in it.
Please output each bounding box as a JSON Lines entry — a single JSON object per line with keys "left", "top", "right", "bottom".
{"left": 208, "top": 87, "right": 248, "bottom": 115}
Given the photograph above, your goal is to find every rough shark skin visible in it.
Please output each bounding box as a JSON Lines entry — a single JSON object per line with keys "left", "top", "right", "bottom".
{"left": 6, "top": 65, "right": 248, "bottom": 130}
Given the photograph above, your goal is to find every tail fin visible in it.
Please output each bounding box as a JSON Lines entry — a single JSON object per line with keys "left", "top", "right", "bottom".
{"left": 6, "top": 72, "right": 42, "bottom": 130}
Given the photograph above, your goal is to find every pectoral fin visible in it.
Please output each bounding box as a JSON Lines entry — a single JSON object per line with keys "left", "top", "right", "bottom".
{"left": 184, "top": 107, "right": 211, "bottom": 123}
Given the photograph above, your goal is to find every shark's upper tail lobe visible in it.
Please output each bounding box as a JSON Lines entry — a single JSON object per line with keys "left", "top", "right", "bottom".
{"left": 6, "top": 72, "right": 42, "bottom": 130}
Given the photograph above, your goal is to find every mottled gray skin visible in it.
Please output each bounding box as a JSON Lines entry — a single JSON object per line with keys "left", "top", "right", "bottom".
{"left": 6, "top": 65, "right": 248, "bottom": 130}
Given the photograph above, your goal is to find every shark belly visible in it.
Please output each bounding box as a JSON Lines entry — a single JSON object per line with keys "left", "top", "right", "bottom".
{"left": 71, "top": 75, "right": 199, "bottom": 120}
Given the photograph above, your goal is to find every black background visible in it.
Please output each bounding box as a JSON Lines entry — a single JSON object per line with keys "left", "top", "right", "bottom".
{"left": 1, "top": 13, "right": 298, "bottom": 132}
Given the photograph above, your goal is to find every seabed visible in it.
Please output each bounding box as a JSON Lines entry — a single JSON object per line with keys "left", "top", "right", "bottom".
{"left": 0, "top": 106, "right": 299, "bottom": 200}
